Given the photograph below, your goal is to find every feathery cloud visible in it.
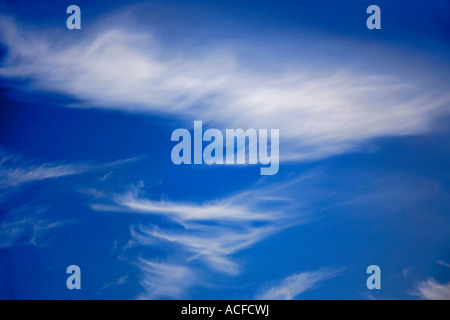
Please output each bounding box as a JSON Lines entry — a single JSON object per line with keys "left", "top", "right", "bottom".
{"left": 0, "top": 150, "right": 142, "bottom": 187}
{"left": 0, "top": 205, "right": 69, "bottom": 248}
{"left": 255, "top": 268, "right": 340, "bottom": 300}
{"left": 1, "top": 14, "right": 448, "bottom": 161}
{"left": 90, "top": 176, "right": 310, "bottom": 297}
{"left": 436, "top": 260, "right": 450, "bottom": 269}
{"left": 412, "top": 279, "right": 450, "bottom": 300}
{"left": 136, "top": 258, "right": 196, "bottom": 299}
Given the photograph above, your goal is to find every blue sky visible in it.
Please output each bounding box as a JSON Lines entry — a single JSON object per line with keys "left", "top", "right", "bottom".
{"left": 0, "top": 0, "right": 449, "bottom": 299}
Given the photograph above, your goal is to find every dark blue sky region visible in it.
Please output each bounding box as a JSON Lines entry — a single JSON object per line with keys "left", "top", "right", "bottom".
{"left": 0, "top": 0, "right": 449, "bottom": 300}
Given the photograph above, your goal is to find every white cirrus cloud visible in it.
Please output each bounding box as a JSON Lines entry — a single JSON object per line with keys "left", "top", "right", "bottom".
{"left": 136, "top": 258, "right": 196, "bottom": 299}
{"left": 90, "top": 174, "right": 311, "bottom": 223}
{"left": 132, "top": 223, "right": 280, "bottom": 276}
{"left": 89, "top": 176, "right": 312, "bottom": 297}
{"left": 436, "top": 260, "right": 450, "bottom": 269}
{"left": 255, "top": 268, "right": 341, "bottom": 300}
{"left": 1, "top": 13, "right": 449, "bottom": 161}
{"left": 0, "top": 150, "right": 142, "bottom": 187}
{"left": 0, "top": 204, "right": 71, "bottom": 248}
{"left": 412, "top": 278, "right": 450, "bottom": 300}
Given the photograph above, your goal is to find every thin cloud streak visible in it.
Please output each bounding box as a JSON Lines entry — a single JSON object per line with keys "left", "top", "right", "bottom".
{"left": 0, "top": 150, "right": 143, "bottom": 187}
{"left": 255, "top": 268, "right": 341, "bottom": 300}
{"left": 101, "top": 193, "right": 283, "bottom": 223}
{"left": 436, "top": 260, "right": 450, "bottom": 269}
{"left": 91, "top": 176, "right": 305, "bottom": 223}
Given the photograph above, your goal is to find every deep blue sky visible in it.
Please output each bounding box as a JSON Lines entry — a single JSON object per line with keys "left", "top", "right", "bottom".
{"left": 0, "top": 0, "right": 449, "bottom": 300}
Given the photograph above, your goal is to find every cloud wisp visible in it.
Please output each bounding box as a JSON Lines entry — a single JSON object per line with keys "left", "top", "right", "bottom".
{"left": 132, "top": 223, "right": 280, "bottom": 276}
{"left": 1, "top": 14, "right": 449, "bottom": 161}
{"left": 255, "top": 268, "right": 341, "bottom": 300}
{"left": 412, "top": 279, "right": 450, "bottom": 300}
{"left": 0, "top": 204, "right": 70, "bottom": 248}
{"left": 92, "top": 181, "right": 291, "bottom": 223}
{"left": 136, "top": 258, "right": 196, "bottom": 299}
{"left": 436, "top": 260, "right": 450, "bottom": 269}
{"left": 0, "top": 151, "right": 143, "bottom": 248}
{"left": 0, "top": 150, "right": 142, "bottom": 188}
{"left": 90, "top": 177, "right": 310, "bottom": 297}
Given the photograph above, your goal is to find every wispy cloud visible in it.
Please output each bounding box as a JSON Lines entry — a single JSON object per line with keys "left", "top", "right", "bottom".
{"left": 92, "top": 180, "right": 292, "bottom": 223}
{"left": 132, "top": 223, "right": 280, "bottom": 276}
{"left": 436, "top": 260, "right": 450, "bottom": 269}
{"left": 0, "top": 204, "right": 70, "bottom": 248}
{"left": 0, "top": 150, "right": 142, "bottom": 187}
{"left": 255, "top": 268, "right": 341, "bottom": 300}
{"left": 94, "top": 274, "right": 129, "bottom": 296}
{"left": 1, "top": 162, "right": 90, "bottom": 187}
{"left": 136, "top": 258, "right": 196, "bottom": 299}
{"left": 90, "top": 176, "right": 311, "bottom": 298}
{"left": 412, "top": 279, "right": 450, "bottom": 300}
{"left": 1, "top": 13, "right": 448, "bottom": 161}
{"left": 0, "top": 151, "right": 144, "bottom": 248}
{"left": 409, "top": 261, "right": 450, "bottom": 300}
